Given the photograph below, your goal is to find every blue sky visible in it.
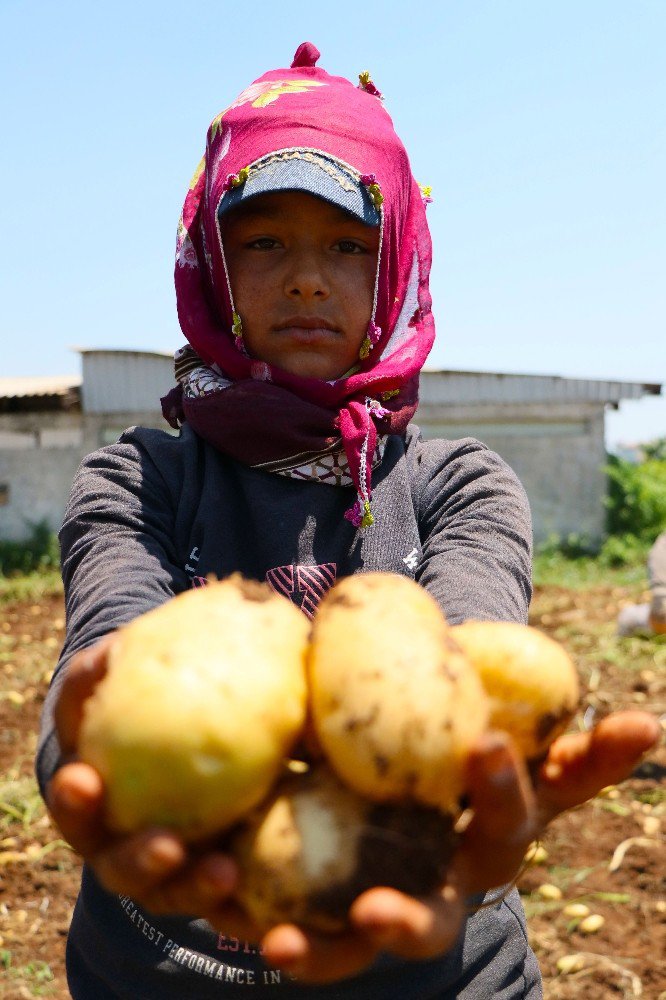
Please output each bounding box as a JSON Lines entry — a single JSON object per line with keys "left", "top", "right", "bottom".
{"left": 2, "top": 0, "right": 664, "bottom": 447}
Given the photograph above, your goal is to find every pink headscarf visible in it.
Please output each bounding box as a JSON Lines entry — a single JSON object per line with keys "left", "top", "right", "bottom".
{"left": 165, "top": 42, "right": 435, "bottom": 526}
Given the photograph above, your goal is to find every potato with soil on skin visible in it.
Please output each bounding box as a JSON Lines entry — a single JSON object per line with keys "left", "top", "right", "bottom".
{"left": 232, "top": 763, "right": 458, "bottom": 933}
{"left": 307, "top": 573, "right": 490, "bottom": 815}
{"left": 78, "top": 575, "right": 309, "bottom": 841}
{"left": 449, "top": 620, "right": 580, "bottom": 760}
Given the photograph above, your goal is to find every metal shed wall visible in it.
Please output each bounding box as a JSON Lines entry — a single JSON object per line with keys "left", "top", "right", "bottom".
{"left": 80, "top": 351, "right": 175, "bottom": 413}
{"left": 416, "top": 371, "right": 660, "bottom": 545}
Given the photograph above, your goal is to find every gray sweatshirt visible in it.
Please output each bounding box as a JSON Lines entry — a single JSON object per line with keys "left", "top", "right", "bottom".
{"left": 37, "top": 423, "right": 540, "bottom": 999}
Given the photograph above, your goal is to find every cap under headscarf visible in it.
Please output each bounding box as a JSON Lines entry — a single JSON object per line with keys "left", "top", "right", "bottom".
{"left": 164, "top": 41, "right": 435, "bottom": 527}
{"left": 217, "top": 149, "right": 381, "bottom": 227}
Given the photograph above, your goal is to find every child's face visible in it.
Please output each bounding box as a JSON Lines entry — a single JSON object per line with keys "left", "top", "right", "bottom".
{"left": 221, "top": 191, "right": 380, "bottom": 380}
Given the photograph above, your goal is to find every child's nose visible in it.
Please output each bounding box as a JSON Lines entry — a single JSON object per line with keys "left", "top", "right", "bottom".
{"left": 284, "top": 250, "right": 330, "bottom": 300}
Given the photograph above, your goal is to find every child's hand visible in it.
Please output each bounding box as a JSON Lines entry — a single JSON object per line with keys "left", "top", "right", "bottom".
{"left": 256, "top": 712, "right": 660, "bottom": 984}
{"left": 252, "top": 731, "right": 534, "bottom": 981}
{"left": 47, "top": 637, "right": 255, "bottom": 935}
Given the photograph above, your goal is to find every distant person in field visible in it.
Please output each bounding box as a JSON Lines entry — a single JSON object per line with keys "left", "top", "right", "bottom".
{"left": 617, "top": 532, "right": 666, "bottom": 636}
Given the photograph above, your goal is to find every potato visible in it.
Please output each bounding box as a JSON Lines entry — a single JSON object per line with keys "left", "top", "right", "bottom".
{"left": 79, "top": 575, "right": 309, "bottom": 840}
{"left": 232, "top": 764, "right": 457, "bottom": 933}
{"left": 307, "top": 573, "right": 489, "bottom": 815}
{"left": 450, "top": 620, "right": 580, "bottom": 759}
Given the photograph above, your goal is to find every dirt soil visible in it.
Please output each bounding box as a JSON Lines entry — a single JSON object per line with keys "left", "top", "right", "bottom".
{"left": 0, "top": 586, "right": 664, "bottom": 999}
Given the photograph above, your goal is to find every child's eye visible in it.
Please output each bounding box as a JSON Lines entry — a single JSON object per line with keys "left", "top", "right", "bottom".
{"left": 335, "top": 239, "right": 366, "bottom": 254}
{"left": 247, "top": 237, "right": 280, "bottom": 250}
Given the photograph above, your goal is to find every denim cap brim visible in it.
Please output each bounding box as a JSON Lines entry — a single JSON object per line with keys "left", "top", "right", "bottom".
{"left": 217, "top": 151, "right": 380, "bottom": 227}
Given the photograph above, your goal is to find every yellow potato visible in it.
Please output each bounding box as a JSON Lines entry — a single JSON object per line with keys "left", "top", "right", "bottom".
{"left": 79, "top": 576, "right": 309, "bottom": 840}
{"left": 450, "top": 620, "right": 580, "bottom": 759}
{"left": 308, "top": 573, "right": 489, "bottom": 814}
{"left": 233, "top": 763, "right": 457, "bottom": 933}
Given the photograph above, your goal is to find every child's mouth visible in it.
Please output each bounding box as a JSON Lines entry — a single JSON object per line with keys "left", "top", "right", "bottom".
{"left": 274, "top": 318, "right": 340, "bottom": 343}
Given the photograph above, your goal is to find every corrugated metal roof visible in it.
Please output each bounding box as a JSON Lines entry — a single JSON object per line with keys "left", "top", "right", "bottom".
{"left": 0, "top": 375, "right": 81, "bottom": 400}
{"left": 420, "top": 369, "right": 661, "bottom": 405}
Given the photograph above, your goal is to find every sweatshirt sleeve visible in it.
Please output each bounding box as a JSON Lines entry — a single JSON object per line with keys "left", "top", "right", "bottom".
{"left": 35, "top": 430, "right": 191, "bottom": 796}
{"left": 411, "top": 435, "right": 533, "bottom": 626}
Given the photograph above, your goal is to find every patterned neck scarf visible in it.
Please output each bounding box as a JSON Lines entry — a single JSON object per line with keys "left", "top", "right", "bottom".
{"left": 163, "top": 42, "right": 435, "bottom": 527}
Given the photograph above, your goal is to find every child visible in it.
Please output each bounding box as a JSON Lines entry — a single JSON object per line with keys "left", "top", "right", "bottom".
{"left": 37, "top": 43, "right": 658, "bottom": 999}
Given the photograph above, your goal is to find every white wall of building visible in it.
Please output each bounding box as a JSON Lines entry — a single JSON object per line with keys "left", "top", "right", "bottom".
{"left": 0, "top": 410, "right": 171, "bottom": 542}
